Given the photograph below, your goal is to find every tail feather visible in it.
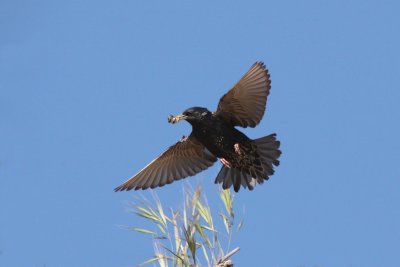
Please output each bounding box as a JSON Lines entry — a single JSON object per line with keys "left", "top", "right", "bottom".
{"left": 215, "top": 133, "right": 281, "bottom": 192}
{"left": 254, "top": 133, "right": 281, "bottom": 177}
{"left": 219, "top": 167, "right": 232, "bottom": 189}
{"left": 216, "top": 167, "right": 257, "bottom": 192}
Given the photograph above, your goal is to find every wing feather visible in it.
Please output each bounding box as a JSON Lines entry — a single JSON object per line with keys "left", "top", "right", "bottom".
{"left": 114, "top": 135, "right": 217, "bottom": 191}
{"left": 215, "top": 62, "right": 271, "bottom": 128}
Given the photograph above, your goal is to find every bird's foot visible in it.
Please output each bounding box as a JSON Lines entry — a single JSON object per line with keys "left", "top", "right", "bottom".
{"left": 234, "top": 143, "right": 242, "bottom": 155}
{"left": 220, "top": 158, "right": 232, "bottom": 168}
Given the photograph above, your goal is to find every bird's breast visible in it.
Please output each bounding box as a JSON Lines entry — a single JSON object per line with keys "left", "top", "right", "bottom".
{"left": 192, "top": 123, "right": 249, "bottom": 160}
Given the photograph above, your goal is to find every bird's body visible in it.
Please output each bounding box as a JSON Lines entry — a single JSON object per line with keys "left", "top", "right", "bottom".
{"left": 115, "top": 62, "right": 281, "bottom": 192}
{"left": 189, "top": 110, "right": 250, "bottom": 160}
{"left": 185, "top": 109, "right": 279, "bottom": 191}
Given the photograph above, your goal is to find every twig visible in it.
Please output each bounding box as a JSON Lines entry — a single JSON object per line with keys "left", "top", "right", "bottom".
{"left": 215, "top": 247, "right": 240, "bottom": 267}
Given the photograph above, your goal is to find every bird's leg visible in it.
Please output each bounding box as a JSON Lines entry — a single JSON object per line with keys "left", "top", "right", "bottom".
{"left": 234, "top": 143, "right": 242, "bottom": 155}
{"left": 220, "top": 158, "right": 232, "bottom": 168}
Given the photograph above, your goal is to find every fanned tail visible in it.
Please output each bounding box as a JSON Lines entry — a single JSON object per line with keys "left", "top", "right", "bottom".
{"left": 215, "top": 133, "right": 281, "bottom": 192}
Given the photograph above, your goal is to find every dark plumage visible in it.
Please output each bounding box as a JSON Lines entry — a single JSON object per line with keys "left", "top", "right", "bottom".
{"left": 115, "top": 62, "right": 281, "bottom": 192}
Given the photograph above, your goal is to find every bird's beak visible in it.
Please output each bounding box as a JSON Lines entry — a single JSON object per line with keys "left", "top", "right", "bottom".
{"left": 168, "top": 114, "right": 188, "bottom": 124}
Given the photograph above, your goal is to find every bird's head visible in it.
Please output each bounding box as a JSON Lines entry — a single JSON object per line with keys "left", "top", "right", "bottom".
{"left": 168, "top": 107, "right": 211, "bottom": 124}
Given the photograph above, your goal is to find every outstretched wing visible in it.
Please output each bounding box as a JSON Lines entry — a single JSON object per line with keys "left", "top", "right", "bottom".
{"left": 215, "top": 62, "right": 271, "bottom": 128}
{"left": 114, "top": 135, "right": 217, "bottom": 191}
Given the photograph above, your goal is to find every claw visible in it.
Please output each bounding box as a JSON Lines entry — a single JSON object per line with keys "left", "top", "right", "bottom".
{"left": 234, "top": 143, "right": 242, "bottom": 155}
{"left": 219, "top": 158, "right": 232, "bottom": 168}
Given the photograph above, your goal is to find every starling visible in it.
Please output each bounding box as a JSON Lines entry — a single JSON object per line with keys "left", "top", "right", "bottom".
{"left": 115, "top": 62, "right": 281, "bottom": 192}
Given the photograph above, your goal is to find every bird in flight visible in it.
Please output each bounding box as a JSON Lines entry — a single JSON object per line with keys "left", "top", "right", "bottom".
{"left": 115, "top": 62, "right": 281, "bottom": 192}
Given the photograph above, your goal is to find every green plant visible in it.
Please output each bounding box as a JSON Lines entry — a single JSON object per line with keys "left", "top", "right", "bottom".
{"left": 128, "top": 185, "right": 243, "bottom": 267}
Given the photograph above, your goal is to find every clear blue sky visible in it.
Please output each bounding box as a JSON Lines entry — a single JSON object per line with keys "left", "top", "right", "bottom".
{"left": 1, "top": 1, "right": 400, "bottom": 266}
